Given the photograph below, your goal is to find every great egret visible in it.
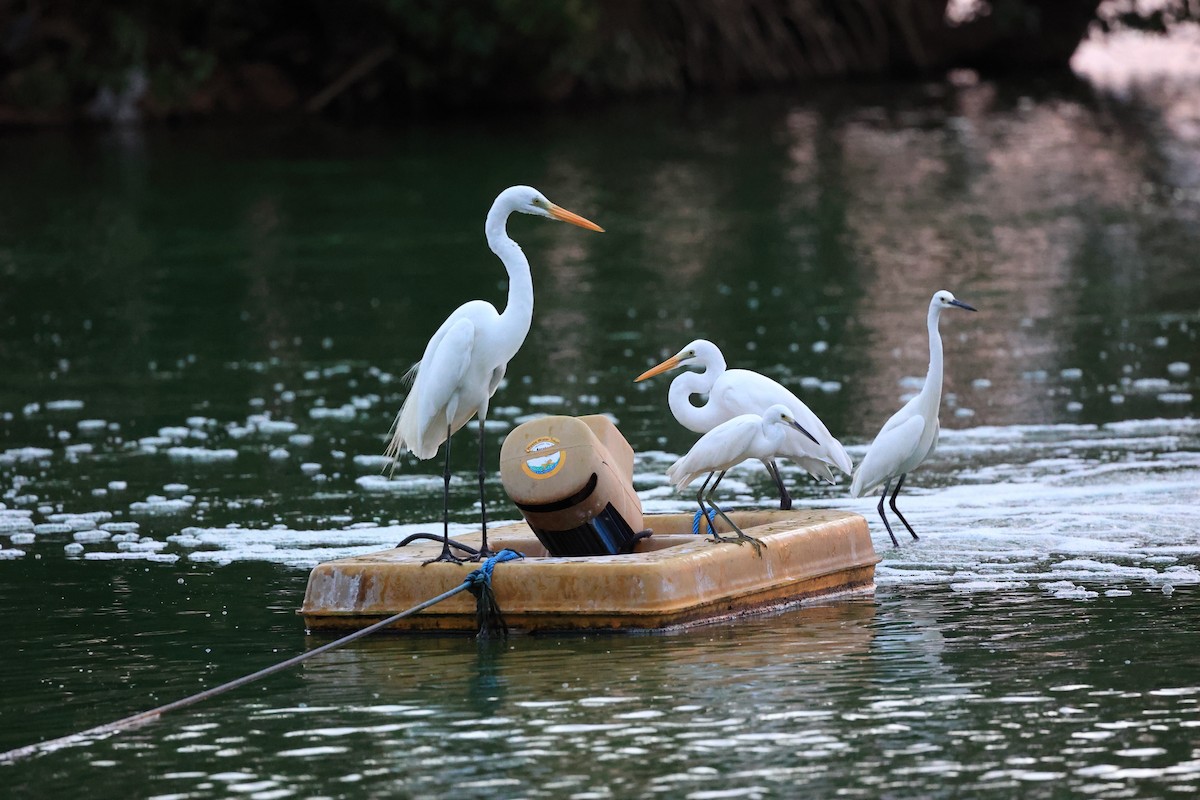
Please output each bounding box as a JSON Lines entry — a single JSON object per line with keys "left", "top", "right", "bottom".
{"left": 385, "top": 185, "right": 603, "bottom": 563}
{"left": 636, "top": 338, "right": 852, "bottom": 508}
{"left": 666, "top": 404, "right": 820, "bottom": 555}
{"left": 849, "top": 290, "right": 977, "bottom": 547}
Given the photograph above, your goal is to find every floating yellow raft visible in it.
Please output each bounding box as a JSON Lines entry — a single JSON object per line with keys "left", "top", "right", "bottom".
{"left": 301, "top": 509, "right": 878, "bottom": 634}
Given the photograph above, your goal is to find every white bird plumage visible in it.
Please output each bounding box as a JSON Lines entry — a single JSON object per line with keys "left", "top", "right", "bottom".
{"left": 666, "top": 403, "right": 820, "bottom": 554}
{"left": 385, "top": 185, "right": 603, "bottom": 562}
{"left": 849, "top": 289, "right": 977, "bottom": 547}
{"left": 636, "top": 338, "right": 852, "bottom": 507}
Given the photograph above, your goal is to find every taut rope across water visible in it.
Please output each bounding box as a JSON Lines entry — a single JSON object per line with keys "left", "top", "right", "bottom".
{"left": 0, "top": 551, "right": 523, "bottom": 764}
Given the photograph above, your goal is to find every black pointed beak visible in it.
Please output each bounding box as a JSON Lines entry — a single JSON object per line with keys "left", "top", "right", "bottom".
{"left": 949, "top": 299, "right": 977, "bottom": 312}
{"left": 787, "top": 420, "right": 820, "bottom": 445}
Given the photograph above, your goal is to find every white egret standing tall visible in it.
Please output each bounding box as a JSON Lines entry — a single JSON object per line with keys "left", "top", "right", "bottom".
{"left": 636, "top": 339, "right": 852, "bottom": 508}
{"left": 666, "top": 404, "right": 820, "bottom": 555}
{"left": 385, "top": 186, "right": 603, "bottom": 563}
{"left": 849, "top": 290, "right": 977, "bottom": 547}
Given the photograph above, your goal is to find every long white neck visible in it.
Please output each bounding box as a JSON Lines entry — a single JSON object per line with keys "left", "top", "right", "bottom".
{"left": 667, "top": 353, "right": 729, "bottom": 433}
{"left": 485, "top": 200, "right": 534, "bottom": 355}
{"left": 919, "top": 304, "right": 945, "bottom": 414}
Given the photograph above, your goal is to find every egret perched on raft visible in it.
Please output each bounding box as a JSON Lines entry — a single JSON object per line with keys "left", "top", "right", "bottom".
{"left": 666, "top": 404, "right": 820, "bottom": 555}
{"left": 385, "top": 186, "right": 603, "bottom": 564}
{"left": 849, "top": 290, "right": 977, "bottom": 547}
{"left": 636, "top": 339, "right": 852, "bottom": 508}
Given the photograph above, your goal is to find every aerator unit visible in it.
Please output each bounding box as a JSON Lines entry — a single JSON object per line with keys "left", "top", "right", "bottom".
{"left": 499, "top": 415, "right": 645, "bottom": 557}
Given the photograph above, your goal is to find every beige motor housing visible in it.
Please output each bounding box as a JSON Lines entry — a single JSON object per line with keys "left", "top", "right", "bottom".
{"left": 500, "top": 415, "right": 645, "bottom": 556}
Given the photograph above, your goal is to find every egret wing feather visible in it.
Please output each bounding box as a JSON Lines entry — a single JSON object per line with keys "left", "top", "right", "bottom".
{"left": 414, "top": 318, "right": 476, "bottom": 445}
{"left": 387, "top": 316, "right": 476, "bottom": 463}
{"left": 849, "top": 414, "right": 926, "bottom": 498}
{"left": 719, "top": 369, "right": 853, "bottom": 475}
{"left": 666, "top": 415, "right": 761, "bottom": 492}
{"left": 399, "top": 361, "right": 420, "bottom": 389}
{"left": 878, "top": 396, "right": 922, "bottom": 437}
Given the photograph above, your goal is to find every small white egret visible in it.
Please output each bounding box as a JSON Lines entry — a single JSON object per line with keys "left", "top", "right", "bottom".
{"left": 849, "top": 290, "right": 977, "bottom": 547}
{"left": 666, "top": 404, "right": 820, "bottom": 555}
{"left": 385, "top": 186, "right": 603, "bottom": 563}
{"left": 636, "top": 338, "right": 852, "bottom": 508}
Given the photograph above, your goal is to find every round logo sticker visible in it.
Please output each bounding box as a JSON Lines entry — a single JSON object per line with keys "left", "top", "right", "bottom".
{"left": 522, "top": 436, "right": 565, "bottom": 479}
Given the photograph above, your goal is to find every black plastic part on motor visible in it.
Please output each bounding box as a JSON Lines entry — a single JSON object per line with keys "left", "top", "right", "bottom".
{"left": 530, "top": 502, "right": 638, "bottom": 557}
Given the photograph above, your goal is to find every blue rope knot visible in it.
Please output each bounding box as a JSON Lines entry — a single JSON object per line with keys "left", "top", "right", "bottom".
{"left": 465, "top": 549, "right": 523, "bottom": 640}
{"left": 692, "top": 508, "right": 717, "bottom": 536}
{"left": 466, "top": 548, "right": 524, "bottom": 586}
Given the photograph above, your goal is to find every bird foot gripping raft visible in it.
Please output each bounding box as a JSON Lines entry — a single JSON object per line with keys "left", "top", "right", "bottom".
{"left": 302, "top": 415, "right": 879, "bottom": 634}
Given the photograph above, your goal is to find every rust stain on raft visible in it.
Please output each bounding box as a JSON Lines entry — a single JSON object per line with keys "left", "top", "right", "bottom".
{"left": 300, "top": 509, "right": 878, "bottom": 634}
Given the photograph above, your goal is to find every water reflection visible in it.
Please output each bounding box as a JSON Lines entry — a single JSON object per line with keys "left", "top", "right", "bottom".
{"left": 2, "top": 72, "right": 1200, "bottom": 799}
{"left": 7, "top": 590, "right": 1197, "bottom": 798}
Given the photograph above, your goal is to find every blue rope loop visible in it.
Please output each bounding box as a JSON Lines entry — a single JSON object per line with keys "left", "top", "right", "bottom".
{"left": 692, "top": 508, "right": 717, "bottom": 536}
{"left": 466, "top": 548, "right": 524, "bottom": 587}
{"left": 464, "top": 549, "right": 523, "bottom": 640}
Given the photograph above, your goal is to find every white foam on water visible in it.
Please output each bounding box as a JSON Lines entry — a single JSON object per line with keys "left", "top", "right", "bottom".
{"left": 83, "top": 551, "right": 180, "bottom": 563}
{"left": 130, "top": 498, "right": 194, "bottom": 515}
{"left": 248, "top": 417, "right": 297, "bottom": 435}
{"left": 352, "top": 454, "right": 392, "bottom": 471}
{"left": 356, "top": 475, "right": 445, "bottom": 493}
{"left": 179, "top": 521, "right": 483, "bottom": 567}
{"left": 309, "top": 405, "right": 356, "bottom": 421}
{"left": 0, "top": 514, "right": 34, "bottom": 533}
{"left": 45, "top": 399, "right": 84, "bottom": 411}
{"left": 0, "top": 548, "right": 26, "bottom": 559}
{"left": 117, "top": 539, "right": 167, "bottom": 552}
{"left": 167, "top": 447, "right": 238, "bottom": 462}
{"left": 0, "top": 447, "right": 54, "bottom": 464}
{"left": 634, "top": 418, "right": 1200, "bottom": 592}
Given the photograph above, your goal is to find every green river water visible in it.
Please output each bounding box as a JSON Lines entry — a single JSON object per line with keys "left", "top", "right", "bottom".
{"left": 1, "top": 73, "right": 1198, "bottom": 798}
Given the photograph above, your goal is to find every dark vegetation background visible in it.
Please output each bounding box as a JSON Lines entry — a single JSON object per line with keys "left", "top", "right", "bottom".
{"left": 0, "top": 0, "right": 1190, "bottom": 126}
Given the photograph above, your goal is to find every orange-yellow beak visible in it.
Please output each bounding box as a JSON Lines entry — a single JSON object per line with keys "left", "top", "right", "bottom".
{"left": 547, "top": 203, "right": 604, "bottom": 232}
{"left": 635, "top": 354, "right": 683, "bottom": 382}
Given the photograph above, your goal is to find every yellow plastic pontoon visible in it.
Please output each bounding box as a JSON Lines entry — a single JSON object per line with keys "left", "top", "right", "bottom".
{"left": 301, "top": 509, "right": 877, "bottom": 634}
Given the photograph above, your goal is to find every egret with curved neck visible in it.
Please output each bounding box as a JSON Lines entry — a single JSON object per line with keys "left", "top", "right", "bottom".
{"left": 849, "top": 289, "right": 977, "bottom": 547}
{"left": 636, "top": 338, "right": 852, "bottom": 508}
{"left": 386, "top": 186, "right": 603, "bottom": 563}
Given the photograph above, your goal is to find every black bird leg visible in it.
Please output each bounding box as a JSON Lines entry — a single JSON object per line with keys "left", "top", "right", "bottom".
{"left": 694, "top": 472, "right": 716, "bottom": 535}
{"left": 889, "top": 473, "right": 919, "bottom": 541}
{"left": 766, "top": 460, "right": 792, "bottom": 510}
{"left": 877, "top": 480, "right": 899, "bottom": 548}
{"left": 705, "top": 470, "right": 766, "bottom": 556}
{"left": 425, "top": 424, "right": 466, "bottom": 565}
{"left": 473, "top": 415, "right": 494, "bottom": 560}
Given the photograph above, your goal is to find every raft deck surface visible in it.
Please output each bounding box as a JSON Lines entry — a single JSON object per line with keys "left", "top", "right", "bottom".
{"left": 301, "top": 509, "right": 878, "bottom": 633}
